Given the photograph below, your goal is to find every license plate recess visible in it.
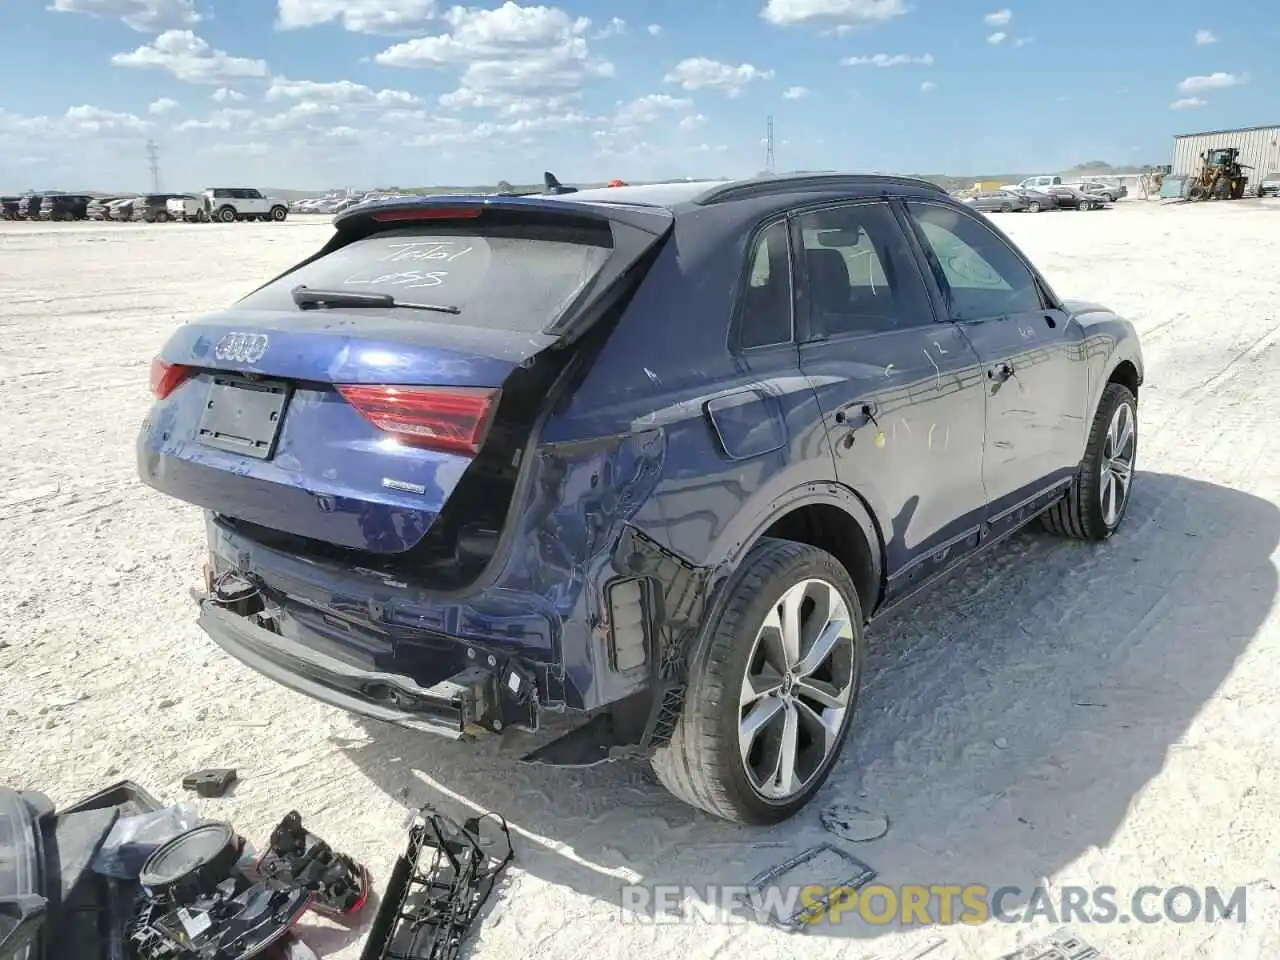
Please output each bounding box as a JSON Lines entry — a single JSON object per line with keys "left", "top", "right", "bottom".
{"left": 197, "top": 375, "right": 290, "bottom": 460}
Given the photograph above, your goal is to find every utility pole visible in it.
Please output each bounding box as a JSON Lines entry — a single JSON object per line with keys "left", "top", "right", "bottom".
{"left": 764, "top": 116, "right": 776, "bottom": 173}
{"left": 145, "top": 139, "right": 161, "bottom": 192}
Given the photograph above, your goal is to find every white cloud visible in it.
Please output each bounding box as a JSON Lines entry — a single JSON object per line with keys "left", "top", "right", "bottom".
{"left": 1170, "top": 97, "right": 1206, "bottom": 109}
{"left": 211, "top": 88, "right": 247, "bottom": 102}
{"left": 761, "top": 0, "right": 909, "bottom": 27}
{"left": 112, "top": 31, "right": 269, "bottom": 85}
{"left": 613, "top": 93, "right": 693, "bottom": 127}
{"left": 275, "top": 0, "right": 439, "bottom": 34}
{"left": 47, "top": 0, "right": 200, "bottom": 32}
{"left": 64, "top": 104, "right": 152, "bottom": 135}
{"left": 0, "top": 104, "right": 152, "bottom": 142}
{"left": 1177, "top": 71, "right": 1246, "bottom": 93}
{"left": 176, "top": 107, "right": 257, "bottom": 131}
{"left": 841, "top": 52, "right": 934, "bottom": 66}
{"left": 148, "top": 97, "right": 179, "bottom": 114}
{"left": 920, "top": 80, "right": 935, "bottom": 92}
{"left": 1194, "top": 28, "right": 1216, "bottom": 45}
{"left": 647, "top": 23, "right": 662, "bottom": 35}
{"left": 594, "top": 16, "right": 625, "bottom": 38}
{"left": 983, "top": 8, "right": 1012, "bottom": 25}
{"left": 782, "top": 85, "right": 810, "bottom": 99}
{"left": 266, "top": 76, "right": 421, "bottom": 107}
{"left": 679, "top": 113, "right": 706, "bottom": 130}
{"left": 987, "top": 31, "right": 1006, "bottom": 43}
{"left": 664, "top": 57, "right": 774, "bottom": 95}
{"left": 374, "top": 2, "right": 613, "bottom": 114}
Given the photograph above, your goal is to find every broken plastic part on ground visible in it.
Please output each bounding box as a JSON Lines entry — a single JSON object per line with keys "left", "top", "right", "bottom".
{"left": 0, "top": 777, "right": 376, "bottom": 960}
{"left": 745, "top": 842, "right": 876, "bottom": 930}
{"left": 359, "top": 808, "right": 514, "bottom": 960}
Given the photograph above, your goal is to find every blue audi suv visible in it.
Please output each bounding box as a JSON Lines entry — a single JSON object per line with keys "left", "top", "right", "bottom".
{"left": 137, "top": 174, "right": 1143, "bottom": 824}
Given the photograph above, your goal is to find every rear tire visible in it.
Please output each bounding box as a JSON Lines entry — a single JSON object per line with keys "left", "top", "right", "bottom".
{"left": 217, "top": 206, "right": 237, "bottom": 223}
{"left": 270, "top": 205, "right": 288, "bottom": 221}
{"left": 1028, "top": 201, "right": 1041, "bottom": 213}
{"left": 1040, "top": 382, "right": 1137, "bottom": 541}
{"left": 650, "top": 538, "right": 865, "bottom": 824}
{"left": 999, "top": 202, "right": 1012, "bottom": 213}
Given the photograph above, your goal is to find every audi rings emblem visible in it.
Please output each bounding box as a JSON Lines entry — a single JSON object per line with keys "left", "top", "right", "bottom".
{"left": 214, "top": 332, "right": 269, "bottom": 364}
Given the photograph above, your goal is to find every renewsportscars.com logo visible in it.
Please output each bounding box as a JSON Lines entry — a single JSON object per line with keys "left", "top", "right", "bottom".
{"left": 619, "top": 883, "right": 1249, "bottom": 927}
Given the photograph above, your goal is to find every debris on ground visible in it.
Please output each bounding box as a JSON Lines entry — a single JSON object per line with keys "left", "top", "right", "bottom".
{"left": 744, "top": 842, "right": 876, "bottom": 930}
{"left": 182, "top": 768, "right": 239, "bottom": 799}
{"left": 819, "top": 802, "right": 891, "bottom": 842}
{"left": 360, "top": 808, "right": 514, "bottom": 960}
{"left": 997, "top": 928, "right": 1104, "bottom": 958}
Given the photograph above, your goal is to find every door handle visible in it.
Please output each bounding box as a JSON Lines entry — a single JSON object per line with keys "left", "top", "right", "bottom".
{"left": 988, "top": 362, "right": 1014, "bottom": 383}
{"left": 834, "top": 401, "right": 878, "bottom": 426}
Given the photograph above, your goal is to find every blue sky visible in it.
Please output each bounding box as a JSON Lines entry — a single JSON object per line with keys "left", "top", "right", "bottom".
{"left": 0, "top": 0, "right": 1274, "bottom": 191}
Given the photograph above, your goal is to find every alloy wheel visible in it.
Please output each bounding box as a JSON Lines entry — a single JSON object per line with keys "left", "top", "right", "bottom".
{"left": 738, "top": 578, "right": 856, "bottom": 802}
{"left": 1100, "top": 401, "right": 1136, "bottom": 526}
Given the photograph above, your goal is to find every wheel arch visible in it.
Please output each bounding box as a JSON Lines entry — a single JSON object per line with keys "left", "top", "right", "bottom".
{"left": 705, "top": 482, "right": 886, "bottom": 622}
{"left": 1106, "top": 358, "right": 1141, "bottom": 400}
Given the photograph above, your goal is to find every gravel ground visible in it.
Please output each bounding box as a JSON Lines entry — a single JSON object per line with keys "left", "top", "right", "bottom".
{"left": 2, "top": 201, "right": 1280, "bottom": 960}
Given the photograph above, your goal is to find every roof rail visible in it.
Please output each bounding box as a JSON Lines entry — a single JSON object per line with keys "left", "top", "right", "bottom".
{"left": 695, "top": 173, "right": 948, "bottom": 205}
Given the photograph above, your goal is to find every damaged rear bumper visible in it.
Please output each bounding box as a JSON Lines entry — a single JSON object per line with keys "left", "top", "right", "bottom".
{"left": 197, "top": 601, "right": 533, "bottom": 738}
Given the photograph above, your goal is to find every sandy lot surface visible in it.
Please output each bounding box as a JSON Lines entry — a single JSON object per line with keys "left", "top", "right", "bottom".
{"left": 3, "top": 200, "right": 1280, "bottom": 960}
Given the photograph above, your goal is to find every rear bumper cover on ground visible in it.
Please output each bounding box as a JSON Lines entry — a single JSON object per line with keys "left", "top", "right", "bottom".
{"left": 197, "top": 600, "right": 510, "bottom": 738}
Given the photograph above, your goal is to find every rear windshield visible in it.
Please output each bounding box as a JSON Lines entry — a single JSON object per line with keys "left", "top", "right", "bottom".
{"left": 237, "top": 224, "right": 614, "bottom": 333}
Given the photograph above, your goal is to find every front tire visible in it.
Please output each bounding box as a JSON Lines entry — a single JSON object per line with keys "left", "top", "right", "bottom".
{"left": 1040, "top": 382, "right": 1137, "bottom": 541}
{"left": 650, "top": 538, "right": 865, "bottom": 824}
{"left": 270, "top": 205, "right": 288, "bottom": 221}
{"left": 1028, "top": 201, "right": 1042, "bottom": 213}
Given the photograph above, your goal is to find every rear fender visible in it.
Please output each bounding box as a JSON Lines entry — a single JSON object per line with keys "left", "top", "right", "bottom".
{"left": 619, "top": 481, "right": 886, "bottom": 748}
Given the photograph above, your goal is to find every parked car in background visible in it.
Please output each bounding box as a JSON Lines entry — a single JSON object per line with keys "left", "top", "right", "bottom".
{"left": 1042, "top": 185, "right": 1106, "bottom": 211}
{"left": 1077, "top": 180, "right": 1127, "bottom": 202}
{"left": 138, "top": 173, "right": 1145, "bottom": 825}
{"left": 46, "top": 194, "right": 93, "bottom": 220}
{"left": 1257, "top": 172, "right": 1280, "bottom": 197}
{"left": 1001, "top": 175, "right": 1063, "bottom": 192}
{"left": 87, "top": 196, "right": 128, "bottom": 219}
{"left": 1, "top": 196, "right": 24, "bottom": 219}
{"left": 1009, "top": 189, "right": 1057, "bottom": 212}
{"left": 106, "top": 198, "right": 138, "bottom": 221}
{"left": 130, "top": 194, "right": 186, "bottom": 222}
{"left": 964, "top": 190, "right": 1029, "bottom": 213}
{"left": 165, "top": 195, "right": 208, "bottom": 222}
{"left": 22, "top": 195, "right": 47, "bottom": 220}
{"left": 202, "top": 187, "right": 290, "bottom": 222}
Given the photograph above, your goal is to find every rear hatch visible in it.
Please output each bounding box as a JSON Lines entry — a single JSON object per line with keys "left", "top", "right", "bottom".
{"left": 138, "top": 196, "right": 671, "bottom": 579}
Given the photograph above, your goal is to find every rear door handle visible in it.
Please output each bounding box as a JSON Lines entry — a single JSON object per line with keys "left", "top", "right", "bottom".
{"left": 834, "top": 401, "right": 879, "bottom": 426}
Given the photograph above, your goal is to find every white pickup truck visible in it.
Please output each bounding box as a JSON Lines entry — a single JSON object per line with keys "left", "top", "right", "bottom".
{"left": 202, "top": 187, "right": 290, "bottom": 223}
{"left": 1000, "top": 175, "right": 1063, "bottom": 192}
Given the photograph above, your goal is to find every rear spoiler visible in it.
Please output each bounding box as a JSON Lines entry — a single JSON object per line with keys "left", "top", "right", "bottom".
{"left": 332, "top": 193, "right": 672, "bottom": 237}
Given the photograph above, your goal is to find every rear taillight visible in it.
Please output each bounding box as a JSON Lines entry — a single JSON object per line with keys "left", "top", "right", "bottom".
{"left": 337, "top": 384, "right": 499, "bottom": 456}
{"left": 150, "top": 357, "right": 194, "bottom": 399}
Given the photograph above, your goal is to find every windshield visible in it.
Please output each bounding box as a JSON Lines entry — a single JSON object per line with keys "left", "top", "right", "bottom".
{"left": 237, "top": 224, "right": 613, "bottom": 333}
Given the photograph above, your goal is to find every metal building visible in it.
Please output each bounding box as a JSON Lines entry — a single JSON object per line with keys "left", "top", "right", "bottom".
{"left": 1172, "top": 124, "right": 1280, "bottom": 180}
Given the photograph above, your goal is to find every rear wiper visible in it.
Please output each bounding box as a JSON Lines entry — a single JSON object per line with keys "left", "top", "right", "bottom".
{"left": 290, "top": 285, "right": 461, "bottom": 315}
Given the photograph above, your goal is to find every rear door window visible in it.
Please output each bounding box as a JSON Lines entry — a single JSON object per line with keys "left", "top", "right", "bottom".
{"left": 238, "top": 224, "right": 613, "bottom": 333}
{"left": 796, "top": 201, "right": 935, "bottom": 337}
